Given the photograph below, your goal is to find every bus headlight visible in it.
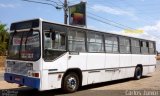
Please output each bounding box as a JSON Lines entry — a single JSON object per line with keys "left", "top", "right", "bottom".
{"left": 6, "top": 68, "right": 11, "bottom": 73}
{"left": 28, "top": 70, "right": 32, "bottom": 77}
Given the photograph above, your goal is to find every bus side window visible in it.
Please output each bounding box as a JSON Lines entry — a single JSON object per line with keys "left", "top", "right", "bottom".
{"left": 141, "top": 41, "right": 149, "bottom": 54}
{"left": 87, "top": 32, "right": 104, "bottom": 52}
{"left": 149, "top": 42, "right": 155, "bottom": 54}
{"left": 44, "top": 32, "right": 52, "bottom": 49}
{"left": 51, "top": 31, "right": 66, "bottom": 50}
{"left": 131, "top": 39, "right": 140, "bottom": 54}
{"left": 105, "top": 35, "right": 118, "bottom": 53}
{"left": 60, "top": 33, "right": 65, "bottom": 45}
{"left": 119, "top": 37, "right": 130, "bottom": 54}
{"left": 68, "top": 29, "right": 86, "bottom": 52}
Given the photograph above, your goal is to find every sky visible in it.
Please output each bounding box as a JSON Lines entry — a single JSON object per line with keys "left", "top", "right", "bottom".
{"left": 1, "top": 0, "right": 160, "bottom": 51}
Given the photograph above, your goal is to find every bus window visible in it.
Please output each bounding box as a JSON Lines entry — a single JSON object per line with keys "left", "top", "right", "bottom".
{"left": 68, "top": 29, "right": 86, "bottom": 52}
{"left": 131, "top": 39, "right": 140, "bottom": 54}
{"left": 105, "top": 35, "right": 118, "bottom": 53}
{"left": 43, "top": 29, "right": 66, "bottom": 60}
{"left": 119, "top": 37, "right": 131, "bottom": 54}
{"left": 87, "top": 32, "right": 104, "bottom": 52}
{"left": 141, "top": 41, "right": 149, "bottom": 54}
{"left": 44, "top": 32, "right": 52, "bottom": 49}
{"left": 44, "top": 30, "right": 66, "bottom": 50}
{"left": 149, "top": 42, "right": 155, "bottom": 54}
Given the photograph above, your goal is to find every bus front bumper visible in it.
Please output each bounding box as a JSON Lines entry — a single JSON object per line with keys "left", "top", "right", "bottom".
{"left": 4, "top": 73, "right": 40, "bottom": 89}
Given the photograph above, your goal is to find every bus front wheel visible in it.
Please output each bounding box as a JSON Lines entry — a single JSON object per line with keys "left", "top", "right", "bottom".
{"left": 62, "top": 72, "right": 79, "bottom": 93}
{"left": 134, "top": 67, "right": 142, "bottom": 80}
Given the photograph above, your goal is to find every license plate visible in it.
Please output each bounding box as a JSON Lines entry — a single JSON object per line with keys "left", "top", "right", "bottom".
{"left": 15, "top": 77, "right": 20, "bottom": 81}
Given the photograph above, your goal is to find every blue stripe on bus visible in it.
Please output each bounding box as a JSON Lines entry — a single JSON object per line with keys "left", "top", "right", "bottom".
{"left": 4, "top": 73, "right": 40, "bottom": 89}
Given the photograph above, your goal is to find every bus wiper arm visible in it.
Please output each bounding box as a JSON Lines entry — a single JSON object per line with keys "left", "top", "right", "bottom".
{"left": 11, "top": 30, "right": 17, "bottom": 45}
{"left": 25, "top": 29, "right": 33, "bottom": 49}
{"left": 8, "top": 30, "right": 17, "bottom": 56}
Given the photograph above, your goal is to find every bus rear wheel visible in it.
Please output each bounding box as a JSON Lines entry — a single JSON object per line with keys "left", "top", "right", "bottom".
{"left": 62, "top": 72, "right": 79, "bottom": 93}
{"left": 134, "top": 67, "right": 142, "bottom": 80}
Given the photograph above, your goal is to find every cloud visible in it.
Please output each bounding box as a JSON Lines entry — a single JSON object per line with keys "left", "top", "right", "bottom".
{"left": 121, "top": 21, "right": 160, "bottom": 51}
{"left": 91, "top": 4, "right": 135, "bottom": 17}
{"left": 0, "top": 3, "right": 16, "bottom": 8}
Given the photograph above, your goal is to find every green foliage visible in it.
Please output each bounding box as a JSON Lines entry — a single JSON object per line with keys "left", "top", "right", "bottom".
{"left": 0, "top": 22, "right": 9, "bottom": 56}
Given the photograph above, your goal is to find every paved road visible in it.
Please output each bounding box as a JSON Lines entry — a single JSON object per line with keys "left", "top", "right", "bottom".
{"left": 0, "top": 62, "right": 160, "bottom": 96}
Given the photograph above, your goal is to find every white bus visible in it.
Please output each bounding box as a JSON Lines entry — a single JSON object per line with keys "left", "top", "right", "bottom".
{"left": 5, "top": 18, "right": 156, "bottom": 92}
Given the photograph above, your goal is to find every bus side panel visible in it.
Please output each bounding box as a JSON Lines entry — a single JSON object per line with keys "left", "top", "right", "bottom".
{"left": 41, "top": 53, "right": 68, "bottom": 90}
{"left": 67, "top": 53, "right": 87, "bottom": 70}
{"left": 141, "top": 55, "right": 149, "bottom": 75}
{"left": 104, "top": 54, "right": 119, "bottom": 81}
{"left": 81, "top": 71, "right": 88, "bottom": 86}
{"left": 86, "top": 53, "right": 105, "bottom": 84}
{"left": 67, "top": 53, "right": 88, "bottom": 86}
{"left": 149, "top": 55, "right": 156, "bottom": 73}
{"left": 131, "top": 55, "right": 142, "bottom": 66}
{"left": 119, "top": 54, "right": 132, "bottom": 79}
{"left": 150, "top": 55, "right": 156, "bottom": 65}
{"left": 142, "top": 55, "right": 150, "bottom": 65}
{"left": 129, "top": 54, "right": 142, "bottom": 77}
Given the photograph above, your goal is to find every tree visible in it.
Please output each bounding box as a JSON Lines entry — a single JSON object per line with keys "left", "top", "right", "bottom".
{"left": 0, "top": 22, "right": 9, "bottom": 56}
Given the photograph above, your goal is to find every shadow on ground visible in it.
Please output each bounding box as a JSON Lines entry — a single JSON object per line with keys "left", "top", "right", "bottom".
{"left": 0, "top": 76, "right": 151, "bottom": 96}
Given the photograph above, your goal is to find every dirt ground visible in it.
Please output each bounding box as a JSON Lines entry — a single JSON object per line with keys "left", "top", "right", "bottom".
{"left": 0, "top": 56, "right": 5, "bottom": 70}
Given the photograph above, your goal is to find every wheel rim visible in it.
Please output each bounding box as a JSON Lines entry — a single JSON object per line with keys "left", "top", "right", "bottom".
{"left": 67, "top": 76, "right": 77, "bottom": 90}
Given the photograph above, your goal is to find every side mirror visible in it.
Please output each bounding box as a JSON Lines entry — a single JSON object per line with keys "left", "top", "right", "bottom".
{"left": 45, "top": 33, "right": 50, "bottom": 38}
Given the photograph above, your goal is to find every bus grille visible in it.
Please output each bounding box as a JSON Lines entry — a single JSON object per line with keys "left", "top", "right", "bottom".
{"left": 7, "top": 61, "right": 33, "bottom": 76}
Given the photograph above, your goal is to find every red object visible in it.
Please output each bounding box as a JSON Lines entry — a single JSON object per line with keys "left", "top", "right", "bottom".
{"left": 73, "top": 13, "right": 84, "bottom": 24}
{"left": 32, "top": 73, "right": 39, "bottom": 77}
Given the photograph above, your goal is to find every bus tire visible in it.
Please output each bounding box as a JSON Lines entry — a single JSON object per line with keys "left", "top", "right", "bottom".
{"left": 62, "top": 72, "right": 79, "bottom": 93}
{"left": 134, "top": 67, "right": 142, "bottom": 80}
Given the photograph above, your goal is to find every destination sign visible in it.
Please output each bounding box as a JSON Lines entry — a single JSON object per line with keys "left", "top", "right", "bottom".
{"left": 10, "top": 19, "right": 39, "bottom": 30}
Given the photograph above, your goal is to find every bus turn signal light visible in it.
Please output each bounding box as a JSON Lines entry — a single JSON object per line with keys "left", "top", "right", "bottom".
{"left": 32, "top": 73, "right": 39, "bottom": 77}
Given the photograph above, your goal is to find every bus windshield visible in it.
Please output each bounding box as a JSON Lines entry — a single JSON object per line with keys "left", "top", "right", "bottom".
{"left": 8, "top": 31, "right": 40, "bottom": 61}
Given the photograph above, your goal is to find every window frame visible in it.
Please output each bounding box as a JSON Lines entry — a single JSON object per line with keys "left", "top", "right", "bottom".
{"left": 131, "top": 39, "right": 141, "bottom": 54}
{"left": 68, "top": 28, "right": 86, "bottom": 52}
{"left": 149, "top": 41, "right": 156, "bottom": 54}
{"left": 119, "top": 36, "right": 131, "bottom": 54}
{"left": 140, "top": 40, "right": 149, "bottom": 54}
{"left": 104, "top": 34, "right": 119, "bottom": 53}
{"left": 87, "top": 31, "right": 105, "bottom": 53}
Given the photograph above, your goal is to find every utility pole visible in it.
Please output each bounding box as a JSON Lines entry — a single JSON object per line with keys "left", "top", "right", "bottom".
{"left": 64, "top": 0, "right": 68, "bottom": 24}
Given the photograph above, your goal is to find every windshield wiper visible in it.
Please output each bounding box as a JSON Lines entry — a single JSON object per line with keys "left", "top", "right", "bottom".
{"left": 8, "top": 30, "right": 17, "bottom": 58}
{"left": 10, "top": 30, "right": 17, "bottom": 45}
{"left": 19, "top": 32, "right": 25, "bottom": 58}
{"left": 25, "top": 29, "right": 33, "bottom": 49}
